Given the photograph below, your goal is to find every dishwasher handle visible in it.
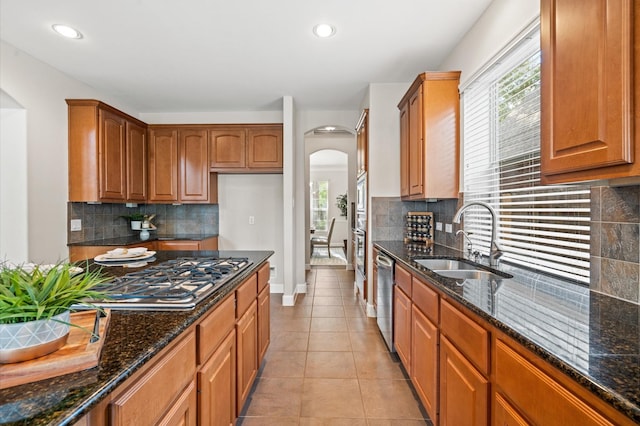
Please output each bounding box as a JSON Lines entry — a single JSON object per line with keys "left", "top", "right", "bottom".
{"left": 376, "top": 254, "right": 394, "bottom": 268}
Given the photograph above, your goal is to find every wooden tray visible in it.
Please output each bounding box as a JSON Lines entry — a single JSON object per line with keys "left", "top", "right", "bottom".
{"left": 0, "top": 309, "right": 111, "bottom": 389}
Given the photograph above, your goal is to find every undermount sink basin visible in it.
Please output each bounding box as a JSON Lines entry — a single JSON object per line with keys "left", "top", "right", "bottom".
{"left": 414, "top": 259, "right": 479, "bottom": 270}
{"left": 433, "top": 269, "right": 504, "bottom": 281}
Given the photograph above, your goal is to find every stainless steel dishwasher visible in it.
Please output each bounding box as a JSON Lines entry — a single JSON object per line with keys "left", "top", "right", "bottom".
{"left": 376, "top": 252, "right": 395, "bottom": 352}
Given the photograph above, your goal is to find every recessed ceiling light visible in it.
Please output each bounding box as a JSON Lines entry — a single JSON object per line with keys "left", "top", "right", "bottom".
{"left": 313, "top": 24, "right": 336, "bottom": 38}
{"left": 52, "top": 24, "right": 83, "bottom": 39}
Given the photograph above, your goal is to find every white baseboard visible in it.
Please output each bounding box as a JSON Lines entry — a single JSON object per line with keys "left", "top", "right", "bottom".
{"left": 366, "top": 302, "right": 377, "bottom": 318}
{"left": 282, "top": 294, "right": 295, "bottom": 306}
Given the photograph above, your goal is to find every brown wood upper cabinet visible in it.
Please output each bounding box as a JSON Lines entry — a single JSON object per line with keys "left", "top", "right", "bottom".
{"left": 356, "top": 109, "right": 368, "bottom": 177}
{"left": 67, "top": 100, "right": 147, "bottom": 203}
{"left": 540, "top": 0, "right": 640, "bottom": 184}
{"left": 398, "top": 72, "right": 461, "bottom": 200}
{"left": 148, "top": 126, "right": 216, "bottom": 203}
{"left": 209, "top": 124, "right": 283, "bottom": 173}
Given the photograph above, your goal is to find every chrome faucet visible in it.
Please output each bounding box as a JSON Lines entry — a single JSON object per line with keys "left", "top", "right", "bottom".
{"left": 453, "top": 201, "right": 503, "bottom": 266}
{"left": 456, "top": 230, "right": 481, "bottom": 262}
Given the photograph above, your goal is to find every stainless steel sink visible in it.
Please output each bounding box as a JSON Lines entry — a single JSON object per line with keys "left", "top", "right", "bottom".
{"left": 414, "top": 259, "right": 479, "bottom": 270}
{"left": 432, "top": 269, "right": 504, "bottom": 280}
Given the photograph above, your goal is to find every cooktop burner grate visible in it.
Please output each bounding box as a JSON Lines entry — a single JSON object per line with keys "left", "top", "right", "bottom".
{"left": 86, "top": 257, "right": 252, "bottom": 310}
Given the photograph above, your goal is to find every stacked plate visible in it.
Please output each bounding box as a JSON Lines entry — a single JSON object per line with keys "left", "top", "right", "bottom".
{"left": 94, "top": 247, "right": 156, "bottom": 265}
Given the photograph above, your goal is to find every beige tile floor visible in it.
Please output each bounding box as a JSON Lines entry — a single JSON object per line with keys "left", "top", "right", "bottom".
{"left": 237, "top": 267, "right": 432, "bottom": 426}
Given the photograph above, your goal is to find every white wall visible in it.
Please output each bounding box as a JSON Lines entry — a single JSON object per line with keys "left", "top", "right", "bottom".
{"left": 0, "top": 91, "right": 28, "bottom": 263}
{"left": 217, "top": 174, "right": 284, "bottom": 286}
{"left": 0, "top": 40, "right": 139, "bottom": 262}
{"left": 438, "top": 0, "right": 539, "bottom": 87}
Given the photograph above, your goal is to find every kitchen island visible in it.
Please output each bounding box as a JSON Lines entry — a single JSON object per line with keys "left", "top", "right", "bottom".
{"left": 0, "top": 250, "right": 272, "bottom": 426}
{"left": 376, "top": 241, "right": 639, "bottom": 425}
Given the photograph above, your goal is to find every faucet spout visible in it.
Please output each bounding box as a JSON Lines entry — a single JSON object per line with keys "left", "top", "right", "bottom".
{"left": 453, "top": 201, "right": 503, "bottom": 266}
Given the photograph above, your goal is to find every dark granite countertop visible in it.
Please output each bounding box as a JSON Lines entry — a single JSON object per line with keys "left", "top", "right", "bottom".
{"left": 67, "top": 234, "right": 219, "bottom": 247}
{"left": 375, "top": 241, "right": 639, "bottom": 424}
{"left": 0, "top": 250, "right": 272, "bottom": 426}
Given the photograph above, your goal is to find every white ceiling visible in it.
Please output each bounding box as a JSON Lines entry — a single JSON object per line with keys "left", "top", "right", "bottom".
{"left": 0, "top": 0, "right": 492, "bottom": 112}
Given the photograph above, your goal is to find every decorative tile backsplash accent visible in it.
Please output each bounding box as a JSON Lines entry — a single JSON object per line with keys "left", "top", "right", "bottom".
{"left": 67, "top": 203, "right": 219, "bottom": 243}
{"left": 590, "top": 186, "right": 640, "bottom": 304}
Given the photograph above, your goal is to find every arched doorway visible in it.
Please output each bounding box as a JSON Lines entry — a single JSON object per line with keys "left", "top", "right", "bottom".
{"left": 303, "top": 125, "right": 356, "bottom": 269}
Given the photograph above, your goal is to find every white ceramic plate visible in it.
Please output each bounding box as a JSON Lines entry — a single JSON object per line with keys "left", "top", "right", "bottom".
{"left": 94, "top": 251, "right": 156, "bottom": 262}
{"left": 10, "top": 263, "right": 84, "bottom": 275}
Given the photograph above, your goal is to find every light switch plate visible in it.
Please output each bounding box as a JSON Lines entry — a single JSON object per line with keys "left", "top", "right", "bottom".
{"left": 436, "top": 222, "right": 443, "bottom": 231}
{"left": 70, "top": 219, "right": 82, "bottom": 231}
{"left": 445, "top": 223, "right": 453, "bottom": 233}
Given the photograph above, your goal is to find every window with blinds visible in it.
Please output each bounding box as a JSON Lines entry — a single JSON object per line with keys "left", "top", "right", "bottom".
{"left": 461, "top": 26, "right": 591, "bottom": 284}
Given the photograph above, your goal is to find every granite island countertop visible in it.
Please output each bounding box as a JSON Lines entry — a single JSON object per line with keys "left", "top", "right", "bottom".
{"left": 0, "top": 250, "right": 272, "bottom": 426}
{"left": 375, "top": 241, "right": 640, "bottom": 424}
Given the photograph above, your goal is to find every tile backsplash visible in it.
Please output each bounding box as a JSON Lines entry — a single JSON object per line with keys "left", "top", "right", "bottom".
{"left": 68, "top": 203, "right": 219, "bottom": 243}
{"left": 590, "top": 186, "right": 640, "bottom": 304}
{"left": 372, "top": 187, "right": 640, "bottom": 305}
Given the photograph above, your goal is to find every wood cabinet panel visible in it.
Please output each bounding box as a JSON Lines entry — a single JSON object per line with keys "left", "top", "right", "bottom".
{"left": 110, "top": 332, "right": 196, "bottom": 425}
{"left": 541, "top": 0, "right": 638, "bottom": 183}
{"left": 156, "top": 237, "right": 218, "bottom": 252}
{"left": 67, "top": 100, "right": 148, "bottom": 203}
{"left": 440, "top": 335, "right": 489, "bottom": 426}
{"left": 394, "top": 263, "right": 412, "bottom": 296}
{"left": 412, "top": 276, "right": 438, "bottom": 324}
{"left": 148, "top": 128, "right": 179, "bottom": 202}
{"left": 236, "top": 274, "right": 258, "bottom": 318}
{"left": 157, "top": 380, "right": 197, "bottom": 426}
{"left": 258, "top": 284, "right": 270, "bottom": 364}
{"left": 198, "top": 330, "right": 236, "bottom": 426}
{"left": 236, "top": 300, "right": 258, "bottom": 415}
{"left": 197, "top": 294, "right": 235, "bottom": 365}
{"left": 98, "top": 108, "right": 127, "bottom": 201}
{"left": 247, "top": 126, "right": 283, "bottom": 169}
{"left": 495, "top": 339, "right": 615, "bottom": 426}
{"left": 393, "top": 285, "right": 412, "bottom": 370}
{"left": 257, "top": 262, "right": 270, "bottom": 293}
{"left": 440, "top": 299, "right": 490, "bottom": 375}
{"left": 398, "top": 72, "right": 460, "bottom": 200}
{"left": 399, "top": 102, "right": 410, "bottom": 197}
{"left": 356, "top": 109, "right": 368, "bottom": 176}
{"left": 209, "top": 128, "right": 246, "bottom": 169}
{"left": 179, "top": 129, "right": 209, "bottom": 202}
{"left": 411, "top": 305, "right": 438, "bottom": 424}
{"left": 209, "top": 125, "right": 282, "bottom": 173}
{"left": 493, "top": 392, "right": 530, "bottom": 426}
{"left": 126, "top": 121, "right": 147, "bottom": 201}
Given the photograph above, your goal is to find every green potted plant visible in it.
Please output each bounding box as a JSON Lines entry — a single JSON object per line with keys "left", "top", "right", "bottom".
{"left": 336, "top": 193, "right": 348, "bottom": 217}
{"left": 120, "top": 212, "right": 145, "bottom": 230}
{"left": 0, "top": 262, "right": 109, "bottom": 363}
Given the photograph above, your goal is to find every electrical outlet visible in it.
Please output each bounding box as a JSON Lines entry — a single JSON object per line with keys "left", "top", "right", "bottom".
{"left": 445, "top": 223, "right": 453, "bottom": 233}
{"left": 70, "top": 219, "right": 82, "bottom": 231}
{"left": 249, "top": 216, "right": 255, "bottom": 225}
{"left": 436, "top": 222, "right": 443, "bottom": 231}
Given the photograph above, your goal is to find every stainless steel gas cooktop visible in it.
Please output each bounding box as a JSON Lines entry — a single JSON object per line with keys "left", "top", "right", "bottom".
{"left": 82, "top": 257, "right": 252, "bottom": 310}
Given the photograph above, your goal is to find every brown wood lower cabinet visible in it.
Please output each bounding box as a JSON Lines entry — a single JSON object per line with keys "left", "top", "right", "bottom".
{"left": 258, "top": 284, "right": 270, "bottom": 364}
{"left": 411, "top": 304, "right": 438, "bottom": 423}
{"left": 110, "top": 332, "right": 197, "bottom": 425}
{"left": 236, "top": 300, "right": 258, "bottom": 415}
{"left": 393, "top": 285, "right": 412, "bottom": 369}
{"left": 156, "top": 236, "right": 218, "bottom": 251}
{"left": 439, "top": 335, "right": 489, "bottom": 426}
{"left": 76, "top": 262, "right": 270, "bottom": 426}
{"left": 198, "top": 330, "right": 236, "bottom": 426}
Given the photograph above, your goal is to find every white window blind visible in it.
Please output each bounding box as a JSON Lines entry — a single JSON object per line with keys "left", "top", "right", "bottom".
{"left": 461, "top": 27, "right": 591, "bottom": 283}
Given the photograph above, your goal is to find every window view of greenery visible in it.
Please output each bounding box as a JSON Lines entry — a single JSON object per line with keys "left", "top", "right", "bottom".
{"left": 463, "top": 30, "right": 591, "bottom": 283}
{"left": 310, "top": 180, "right": 329, "bottom": 231}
